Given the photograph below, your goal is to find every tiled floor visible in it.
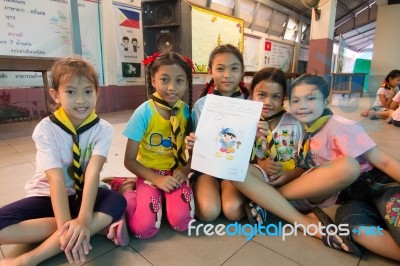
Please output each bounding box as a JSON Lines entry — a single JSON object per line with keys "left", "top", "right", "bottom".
{"left": 0, "top": 95, "right": 399, "bottom": 265}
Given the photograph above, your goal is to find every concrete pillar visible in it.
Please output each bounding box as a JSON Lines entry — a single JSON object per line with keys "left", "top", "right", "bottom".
{"left": 307, "top": 0, "right": 337, "bottom": 75}
{"left": 368, "top": 4, "right": 400, "bottom": 94}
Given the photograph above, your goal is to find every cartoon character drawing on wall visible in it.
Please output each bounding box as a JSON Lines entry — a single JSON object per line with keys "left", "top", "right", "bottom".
{"left": 215, "top": 128, "right": 241, "bottom": 160}
{"left": 121, "top": 36, "right": 129, "bottom": 51}
{"left": 132, "top": 37, "right": 139, "bottom": 52}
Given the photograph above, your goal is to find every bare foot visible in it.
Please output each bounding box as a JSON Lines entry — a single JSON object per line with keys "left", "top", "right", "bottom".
{"left": 361, "top": 109, "right": 369, "bottom": 117}
{"left": 118, "top": 180, "right": 136, "bottom": 195}
{"left": 305, "top": 212, "right": 322, "bottom": 239}
{"left": 106, "top": 218, "right": 129, "bottom": 246}
{"left": 106, "top": 224, "right": 118, "bottom": 245}
{"left": 368, "top": 110, "right": 381, "bottom": 120}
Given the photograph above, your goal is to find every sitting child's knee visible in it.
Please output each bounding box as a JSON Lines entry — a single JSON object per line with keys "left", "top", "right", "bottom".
{"left": 222, "top": 201, "right": 245, "bottom": 221}
{"left": 196, "top": 206, "right": 220, "bottom": 222}
{"left": 339, "top": 157, "right": 361, "bottom": 183}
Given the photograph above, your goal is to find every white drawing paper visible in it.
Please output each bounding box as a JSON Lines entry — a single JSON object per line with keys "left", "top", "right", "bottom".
{"left": 191, "top": 94, "right": 262, "bottom": 182}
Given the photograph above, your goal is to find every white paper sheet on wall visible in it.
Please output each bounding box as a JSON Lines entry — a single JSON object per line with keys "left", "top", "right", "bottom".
{"left": 244, "top": 35, "right": 261, "bottom": 71}
{"left": 0, "top": 0, "right": 103, "bottom": 86}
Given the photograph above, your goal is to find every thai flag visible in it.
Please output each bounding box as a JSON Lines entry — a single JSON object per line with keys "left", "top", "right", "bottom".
{"left": 118, "top": 8, "right": 140, "bottom": 29}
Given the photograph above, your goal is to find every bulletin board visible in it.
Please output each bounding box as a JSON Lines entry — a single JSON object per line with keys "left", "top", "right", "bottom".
{"left": 0, "top": 0, "right": 103, "bottom": 86}
{"left": 263, "top": 40, "right": 293, "bottom": 72}
{"left": 191, "top": 5, "right": 244, "bottom": 73}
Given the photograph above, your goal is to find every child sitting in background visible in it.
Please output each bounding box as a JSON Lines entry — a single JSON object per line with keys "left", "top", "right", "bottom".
{"left": 386, "top": 90, "right": 400, "bottom": 126}
{"left": 361, "top": 69, "right": 400, "bottom": 120}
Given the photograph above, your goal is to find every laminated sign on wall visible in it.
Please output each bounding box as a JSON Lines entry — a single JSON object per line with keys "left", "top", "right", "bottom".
{"left": 263, "top": 40, "right": 293, "bottom": 72}
{"left": 0, "top": 0, "right": 103, "bottom": 86}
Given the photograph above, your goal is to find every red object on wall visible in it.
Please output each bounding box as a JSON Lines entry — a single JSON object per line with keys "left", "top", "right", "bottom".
{"left": 265, "top": 41, "right": 272, "bottom": 51}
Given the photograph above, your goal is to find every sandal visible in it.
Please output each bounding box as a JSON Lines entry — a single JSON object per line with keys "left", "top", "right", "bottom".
{"left": 106, "top": 216, "right": 129, "bottom": 246}
{"left": 245, "top": 202, "right": 268, "bottom": 225}
{"left": 312, "top": 207, "right": 363, "bottom": 257}
{"left": 369, "top": 114, "right": 381, "bottom": 120}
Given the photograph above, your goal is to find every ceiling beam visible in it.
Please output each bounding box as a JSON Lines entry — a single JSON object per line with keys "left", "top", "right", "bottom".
{"left": 232, "top": 0, "right": 240, "bottom": 17}
{"left": 335, "top": 20, "right": 376, "bottom": 38}
{"left": 335, "top": 0, "right": 375, "bottom": 27}
{"left": 280, "top": 15, "right": 289, "bottom": 39}
{"left": 257, "top": 0, "right": 310, "bottom": 24}
{"left": 266, "top": 9, "right": 277, "bottom": 35}
{"left": 249, "top": 1, "right": 261, "bottom": 30}
{"left": 337, "top": 0, "right": 350, "bottom": 12}
{"left": 352, "top": 41, "right": 374, "bottom": 52}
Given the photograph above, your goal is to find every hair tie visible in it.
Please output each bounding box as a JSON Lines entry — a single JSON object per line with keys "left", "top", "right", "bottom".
{"left": 206, "top": 81, "right": 216, "bottom": 94}
{"left": 180, "top": 55, "right": 197, "bottom": 73}
{"left": 142, "top": 52, "right": 161, "bottom": 65}
{"left": 142, "top": 52, "right": 197, "bottom": 74}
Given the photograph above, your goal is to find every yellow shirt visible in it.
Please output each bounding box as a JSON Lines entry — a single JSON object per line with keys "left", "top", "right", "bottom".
{"left": 123, "top": 100, "right": 189, "bottom": 170}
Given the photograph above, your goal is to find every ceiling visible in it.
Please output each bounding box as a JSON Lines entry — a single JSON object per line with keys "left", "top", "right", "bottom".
{"left": 270, "top": 0, "right": 378, "bottom": 52}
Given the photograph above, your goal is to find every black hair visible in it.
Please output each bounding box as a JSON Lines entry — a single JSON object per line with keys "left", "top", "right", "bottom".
{"left": 382, "top": 69, "right": 400, "bottom": 89}
{"left": 199, "top": 44, "right": 249, "bottom": 99}
{"left": 222, "top": 132, "right": 236, "bottom": 137}
{"left": 250, "top": 67, "right": 287, "bottom": 104}
{"left": 51, "top": 56, "right": 98, "bottom": 93}
{"left": 289, "top": 74, "right": 329, "bottom": 101}
{"left": 145, "top": 52, "right": 193, "bottom": 133}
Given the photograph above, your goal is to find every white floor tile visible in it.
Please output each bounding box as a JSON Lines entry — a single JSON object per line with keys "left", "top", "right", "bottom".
{"left": 4, "top": 137, "right": 35, "bottom": 153}
{"left": 0, "top": 162, "right": 35, "bottom": 206}
{"left": 0, "top": 153, "right": 29, "bottom": 168}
